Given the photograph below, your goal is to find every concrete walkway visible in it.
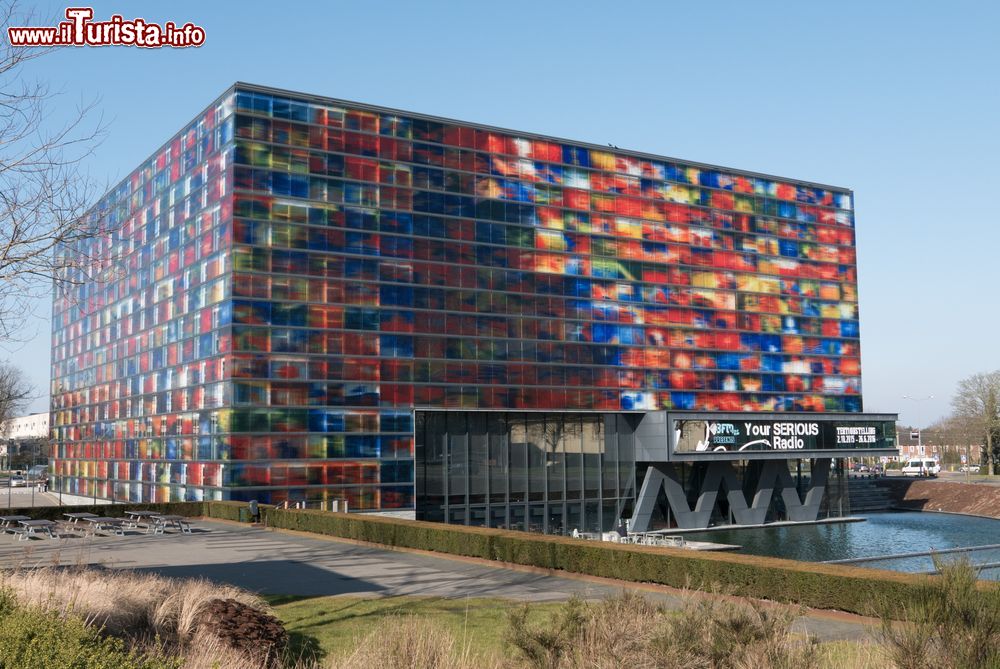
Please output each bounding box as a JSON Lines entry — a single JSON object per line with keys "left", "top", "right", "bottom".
{"left": 0, "top": 519, "right": 877, "bottom": 642}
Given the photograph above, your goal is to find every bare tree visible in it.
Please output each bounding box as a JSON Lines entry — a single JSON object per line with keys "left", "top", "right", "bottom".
{"left": 0, "top": 1, "right": 108, "bottom": 341}
{"left": 950, "top": 370, "right": 1000, "bottom": 476}
{"left": 0, "top": 361, "right": 31, "bottom": 428}
{"left": 922, "top": 414, "right": 986, "bottom": 449}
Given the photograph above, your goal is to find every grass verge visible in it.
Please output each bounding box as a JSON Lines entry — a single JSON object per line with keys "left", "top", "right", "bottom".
{"left": 268, "top": 594, "right": 567, "bottom": 662}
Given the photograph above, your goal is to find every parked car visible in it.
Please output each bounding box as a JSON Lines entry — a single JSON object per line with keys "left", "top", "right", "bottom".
{"left": 9, "top": 475, "right": 26, "bottom": 487}
{"left": 959, "top": 464, "right": 980, "bottom": 473}
{"left": 851, "top": 463, "right": 869, "bottom": 473}
{"left": 900, "top": 459, "right": 940, "bottom": 477}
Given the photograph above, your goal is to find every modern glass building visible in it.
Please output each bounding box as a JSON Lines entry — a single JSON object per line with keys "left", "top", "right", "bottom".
{"left": 50, "top": 83, "right": 891, "bottom": 529}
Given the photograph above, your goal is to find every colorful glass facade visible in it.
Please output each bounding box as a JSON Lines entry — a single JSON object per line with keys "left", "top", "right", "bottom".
{"left": 50, "top": 83, "right": 862, "bottom": 509}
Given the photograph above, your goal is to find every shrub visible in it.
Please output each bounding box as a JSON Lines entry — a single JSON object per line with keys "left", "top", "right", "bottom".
{"left": 505, "top": 597, "right": 587, "bottom": 669}
{"left": 876, "top": 558, "right": 1000, "bottom": 669}
{"left": 0, "top": 588, "right": 179, "bottom": 669}
{"left": 503, "top": 591, "right": 818, "bottom": 669}
{"left": 652, "top": 598, "right": 818, "bottom": 669}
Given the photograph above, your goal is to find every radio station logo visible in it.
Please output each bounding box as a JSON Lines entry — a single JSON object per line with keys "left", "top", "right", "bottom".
{"left": 676, "top": 420, "right": 819, "bottom": 452}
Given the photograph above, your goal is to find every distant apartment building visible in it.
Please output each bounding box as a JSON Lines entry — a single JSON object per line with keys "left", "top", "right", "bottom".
{"left": 1, "top": 412, "right": 50, "bottom": 469}
{"left": 1, "top": 412, "right": 49, "bottom": 440}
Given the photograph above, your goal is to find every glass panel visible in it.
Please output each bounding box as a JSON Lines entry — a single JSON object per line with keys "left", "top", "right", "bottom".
{"left": 489, "top": 505, "right": 508, "bottom": 529}
{"left": 584, "top": 501, "right": 601, "bottom": 533}
{"left": 583, "top": 416, "right": 603, "bottom": 498}
{"left": 509, "top": 414, "right": 527, "bottom": 504}
{"left": 488, "top": 413, "right": 508, "bottom": 504}
{"left": 565, "top": 415, "right": 583, "bottom": 501}
{"left": 526, "top": 415, "right": 545, "bottom": 502}
{"left": 509, "top": 504, "right": 526, "bottom": 532}
{"left": 447, "top": 412, "right": 467, "bottom": 506}
{"left": 545, "top": 416, "right": 566, "bottom": 502}
{"left": 603, "top": 415, "right": 619, "bottom": 498}
{"left": 468, "top": 413, "right": 488, "bottom": 505}
{"left": 547, "top": 504, "right": 565, "bottom": 536}
{"left": 528, "top": 504, "right": 545, "bottom": 533}
{"left": 469, "top": 506, "right": 487, "bottom": 528}
{"left": 566, "top": 501, "right": 583, "bottom": 535}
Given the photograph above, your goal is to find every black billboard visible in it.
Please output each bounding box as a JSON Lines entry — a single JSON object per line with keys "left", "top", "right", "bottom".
{"left": 671, "top": 415, "right": 896, "bottom": 456}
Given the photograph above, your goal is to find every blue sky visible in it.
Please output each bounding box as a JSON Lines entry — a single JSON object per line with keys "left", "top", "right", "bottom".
{"left": 6, "top": 0, "right": 999, "bottom": 428}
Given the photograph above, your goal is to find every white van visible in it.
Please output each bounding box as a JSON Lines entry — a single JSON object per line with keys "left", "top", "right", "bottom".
{"left": 900, "top": 458, "right": 940, "bottom": 477}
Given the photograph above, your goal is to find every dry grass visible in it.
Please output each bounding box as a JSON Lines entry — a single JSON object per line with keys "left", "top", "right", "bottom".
{"left": 324, "top": 593, "right": 855, "bottom": 669}
{"left": 0, "top": 566, "right": 263, "bottom": 642}
{"left": 5, "top": 563, "right": 991, "bottom": 669}
{"left": 502, "top": 592, "right": 822, "bottom": 669}
{"left": 0, "top": 566, "right": 274, "bottom": 668}
{"left": 171, "top": 632, "right": 279, "bottom": 669}
{"left": 815, "top": 641, "right": 884, "bottom": 669}
{"left": 334, "top": 617, "right": 502, "bottom": 669}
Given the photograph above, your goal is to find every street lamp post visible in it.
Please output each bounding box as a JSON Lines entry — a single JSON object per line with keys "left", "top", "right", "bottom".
{"left": 902, "top": 395, "right": 935, "bottom": 473}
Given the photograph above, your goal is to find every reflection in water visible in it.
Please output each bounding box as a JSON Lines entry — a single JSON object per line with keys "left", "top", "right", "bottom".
{"left": 682, "top": 512, "right": 1000, "bottom": 580}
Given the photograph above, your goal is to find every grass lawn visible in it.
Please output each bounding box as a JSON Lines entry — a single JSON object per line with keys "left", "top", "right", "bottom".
{"left": 266, "top": 594, "right": 567, "bottom": 663}
{"left": 267, "top": 594, "right": 887, "bottom": 668}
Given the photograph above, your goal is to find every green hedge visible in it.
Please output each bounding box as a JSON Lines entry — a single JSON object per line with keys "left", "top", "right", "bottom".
{"left": 256, "top": 507, "right": 999, "bottom": 616}
{"left": 202, "top": 500, "right": 247, "bottom": 522}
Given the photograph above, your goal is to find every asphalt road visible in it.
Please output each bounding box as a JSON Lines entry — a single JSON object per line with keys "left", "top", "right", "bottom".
{"left": 0, "top": 518, "right": 876, "bottom": 642}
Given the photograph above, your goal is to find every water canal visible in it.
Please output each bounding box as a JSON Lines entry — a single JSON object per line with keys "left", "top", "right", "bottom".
{"left": 682, "top": 511, "right": 1000, "bottom": 580}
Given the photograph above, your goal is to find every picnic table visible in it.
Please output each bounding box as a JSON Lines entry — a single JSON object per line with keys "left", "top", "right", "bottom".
{"left": 0, "top": 515, "right": 31, "bottom": 533}
{"left": 82, "top": 516, "right": 127, "bottom": 536}
{"left": 18, "top": 519, "right": 56, "bottom": 540}
{"left": 124, "top": 510, "right": 161, "bottom": 528}
{"left": 146, "top": 514, "right": 192, "bottom": 535}
{"left": 63, "top": 512, "right": 100, "bottom": 524}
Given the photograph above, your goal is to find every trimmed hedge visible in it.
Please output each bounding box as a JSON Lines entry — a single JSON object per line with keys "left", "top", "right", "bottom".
{"left": 256, "top": 507, "right": 999, "bottom": 616}
{"left": 203, "top": 500, "right": 248, "bottom": 522}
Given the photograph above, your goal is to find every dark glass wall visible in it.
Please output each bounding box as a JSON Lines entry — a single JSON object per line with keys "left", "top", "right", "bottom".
{"left": 416, "top": 411, "right": 636, "bottom": 534}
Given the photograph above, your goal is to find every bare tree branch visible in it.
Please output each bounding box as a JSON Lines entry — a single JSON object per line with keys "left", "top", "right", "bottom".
{"left": 950, "top": 370, "right": 1000, "bottom": 475}
{"left": 0, "top": 361, "right": 31, "bottom": 428}
{"left": 0, "top": 0, "right": 112, "bottom": 342}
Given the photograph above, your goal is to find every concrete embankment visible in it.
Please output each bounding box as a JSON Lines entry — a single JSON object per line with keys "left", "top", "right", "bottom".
{"left": 876, "top": 479, "right": 1000, "bottom": 519}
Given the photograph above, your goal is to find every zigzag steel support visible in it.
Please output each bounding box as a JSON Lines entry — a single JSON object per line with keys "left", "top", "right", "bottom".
{"left": 783, "top": 458, "right": 830, "bottom": 521}
{"left": 629, "top": 465, "right": 665, "bottom": 533}
{"left": 630, "top": 458, "right": 833, "bottom": 531}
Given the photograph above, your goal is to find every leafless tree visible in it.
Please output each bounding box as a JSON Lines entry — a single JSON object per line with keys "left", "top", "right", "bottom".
{"left": 950, "top": 370, "right": 1000, "bottom": 475}
{"left": 921, "top": 415, "right": 985, "bottom": 449}
{"left": 0, "top": 361, "right": 31, "bottom": 429}
{"left": 0, "top": 1, "right": 109, "bottom": 342}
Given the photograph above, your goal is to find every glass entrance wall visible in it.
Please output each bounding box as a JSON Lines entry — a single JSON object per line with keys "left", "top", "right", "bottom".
{"left": 416, "top": 411, "right": 636, "bottom": 534}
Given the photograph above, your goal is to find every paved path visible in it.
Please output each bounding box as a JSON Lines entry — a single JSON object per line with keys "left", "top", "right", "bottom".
{"left": 1, "top": 488, "right": 61, "bottom": 509}
{"left": 0, "top": 519, "right": 876, "bottom": 642}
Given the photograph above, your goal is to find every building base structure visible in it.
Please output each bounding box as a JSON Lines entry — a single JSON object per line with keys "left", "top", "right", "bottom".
{"left": 416, "top": 410, "right": 895, "bottom": 533}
